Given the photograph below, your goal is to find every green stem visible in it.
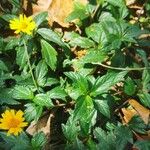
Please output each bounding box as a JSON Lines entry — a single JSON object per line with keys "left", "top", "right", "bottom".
{"left": 91, "top": 4, "right": 100, "bottom": 19}
{"left": 23, "top": 40, "right": 39, "bottom": 93}
{"left": 96, "top": 62, "right": 150, "bottom": 71}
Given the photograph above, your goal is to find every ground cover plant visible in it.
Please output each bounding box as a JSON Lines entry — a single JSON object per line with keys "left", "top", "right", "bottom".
{"left": 0, "top": 0, "right": 150, "bottom": 149}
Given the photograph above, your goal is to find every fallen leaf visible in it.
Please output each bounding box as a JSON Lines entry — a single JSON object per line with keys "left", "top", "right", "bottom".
{"left": 47, "top": 0, "right": 74, "bottom": 27}
{"left": 139, "top": 34, "right": 150, "bottom": 39}
{"left": 32, "top": 0, "right": 52, "bottom": 12}
{"left": 26, "top": 113, "right": 54, "bottom": 137}
{"left": 129, "top": 99, "right": 150, "bottom": 124}
{"left": 121, "top": 107, "right": 137, "bottom": 123}
{"left": 31, "top": 0, "right": 88, "bottom": 27}
{"left": 125, "top": 0, "right": 136, "bottom": 6}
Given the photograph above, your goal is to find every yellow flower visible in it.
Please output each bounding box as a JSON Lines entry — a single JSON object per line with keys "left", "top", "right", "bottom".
{"left": 9, "top": 14, "right": 36, "bottom": 35}
{"left": 0, "top": 109, "right": 28, "bottom": 136}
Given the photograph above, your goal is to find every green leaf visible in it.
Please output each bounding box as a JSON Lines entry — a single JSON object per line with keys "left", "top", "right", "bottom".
{"left": 114, "top": 125, "right": 133, "bottom": 150}
{"left": 62, "top": 115, "right": 80, "bottom": 142}
{"left": 0, "top": 88, "right": 19, "bottom": 105}
{"left": 56, "top": 137, "right": 85, "bottom": 150}
{"left": 35, "top": 60, "right": 48, "bottom": 86}
{"left": 138, "top": 92, "right": 150, "bottom": 108}
{"left": 125, "top": 25, "right": 147, "bottom": 39}
{"left": 66, "top": 1, "right": 88, "bottom": 22}
{"left": 94, "top": 128, "right": 116, "bottom": 150}
{"left": 65, "top": 72, "right": 89, "bottom": 96}
{"left": 79, "top": 110, "right": 97, "bottom": 136}
{"left": 86, "top": 138, "right": 97, "bottom": 150}
{"left": 67, "top": 32, "right": 95, "bottom": 48}
{"left": 82, "top": 50, "right": 107, "bottom": 64}
{"left": 98, "top": 12, "right": 116, "bottom": 22}
{"left": 14, "top": 74, "right": 34, "bottom": 86}
{"left": 0, "top": 37, "right": 5, "bottom": 52}
{"left": 47, "top": 86, "right": 67, "bottom": 101}
{"left": 86, "top": 3, "right": 96, "bottom": 15}
{"left": 37, "top": 28, "right": 65, "bottom": 47}
{"left": 31, "top": 132, "right": 46, "bottom": 150}
{"left": 94, "top": 99, "right": 110, "bottom": 118}
{"left": 13, "top": 85, "right": 34, "bottom": 100}
{"left": 90, "top": 71, "right": 127, "bottom": 96}
{"left": 11, "top": 0, "right": 21, "bottom": 9}
{"left": 107, "top": 0, "right": 124, "bottom": 7}
{"left": 134, "top": 140, "right": 150, "bottom": 150}
{"left": 96, "top": 0, "right": 105, "bottom": 4}
{"left": 86, "top": 23, "right": 107, "bottom": 43}
{"left": 94, "top": 128, "right": 110, "bottom": 150}
{"left": 5, "top": 37, "right": 20, "bottom": 50}
{"left": 0, "top": 60, "right": 8, "bottom": 71}
{"left": 33, "top": 93, "right": 53, "bottom": 108}
{"left": 33, "top": 12, "right": 48, "bottom": 27}
{"left": 99, "top": 20, "right": 137, "bottom": 49}
{"left": 86, "top": 23, "right": 101, "bottom": 43}
{"left": 111, "top": 51, "right": 125, "bottom": 67}
{"left": 38, "top": 28, "right": 70, "bottom": 56}
{"left": 137, "top": 49, "right": 149, "bottom": 66}
{"left": 41, "top": 40, "right": 57, "bottom": 71}
{"left": 71, "top": 58, "right": 94, "bottom": 76}
{"left": 124, "top": 77, "right": 136, "bottom": 96}
{"left": 73, "top": 138, "right": 86, "bottom": 150}
{"left": 122, "top": 26, "right": 143, "bottom": 42}
{"left": 69, "top": 36, "right": 95, "bottom": 48}
{"left": 142, "top": 69, "right": 150, "bottom": 91}
{"left": 24, "top": 103, "right": 43, "bottom": 122}
{"left": 0, "top": 132, "right": 32, "bottom": 150}
{"left": 44, "top": 78, "right": 59, "bottom": 87}
{"left": 108, "top": 35, "right": 122, "bottom": 49}
{"left": 16, "top": 46, "right": 27, "bottom": 69}
{"left": 119, "top": 6, "right": 128, "bottom": 19}
{"left": 74, "top": 95, "right": 94, "bottom": 121}
{"left": 0, "top": 73, "right": 13, "bottom": 86}
{"left": 1, "top": 14, "right": 17, "bottom": 22}
{"left": 128, "top": 115, "right": 147, "bottom": 134}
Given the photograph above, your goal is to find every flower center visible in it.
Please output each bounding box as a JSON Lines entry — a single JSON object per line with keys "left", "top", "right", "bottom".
{"left": 8, "top": 118, "right": 20, "bottom": 128}
{"left": 20, "top": 22, "right": 28, "bottom": 30}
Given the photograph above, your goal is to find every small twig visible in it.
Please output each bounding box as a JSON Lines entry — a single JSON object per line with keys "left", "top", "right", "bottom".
{"left": 0, "top": 4, "right": 5, "bottom": 12}
{"left": 23, "top": 40, "right": 40, "bottom": 93}
{"left": 55, "top": 103, "right": 66, "bottom": 107}
{"left": 115, "top": 99, "right": 130, "bottom": 113}
{"left": 113, "top": 91, "right": 123, "bottom": 96}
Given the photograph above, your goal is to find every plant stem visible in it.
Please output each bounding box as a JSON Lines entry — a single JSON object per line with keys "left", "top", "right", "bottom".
{"left": 96, "top": 62, "right": 150, "bottom": 71}
{"left": 23, "top": 40, "right": 39, "bottom": 93}
{"left": 91, "top": 4, "right": 100, "bottom": 19}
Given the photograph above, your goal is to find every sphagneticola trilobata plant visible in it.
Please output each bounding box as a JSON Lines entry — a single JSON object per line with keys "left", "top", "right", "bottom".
{"left": 0, "top": 0, "right": 150, "bottom": 149}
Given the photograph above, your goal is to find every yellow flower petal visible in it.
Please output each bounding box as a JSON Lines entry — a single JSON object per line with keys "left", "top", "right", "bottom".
{"left": 16, "top": 110, "right": 23, "bottom": 118}
{"left": 9, "top": 14, "right": 36, "bottom": 35}
{"left": 19, "top": 122, "right": 28, "bottom": 127}
{"left": 10, "top": 110, "right": 15, "bottom": 116}
{"left": 0, "top": 109, "right": 28, "bottom": 136}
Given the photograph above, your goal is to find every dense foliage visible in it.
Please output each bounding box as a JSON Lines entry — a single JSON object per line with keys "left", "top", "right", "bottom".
{"left": 0, "top": 0, "right": 150, "bottom": 149}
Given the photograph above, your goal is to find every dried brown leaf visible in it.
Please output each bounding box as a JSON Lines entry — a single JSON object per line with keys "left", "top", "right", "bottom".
{"left": 129, "top": 99, "right": 150, "bottom": 124}
{"left": 32, "top": 0, "right": 52, "bottom": 12}
{"left": 26, "top": 113, "right": 53, "bottom": 137}
{"left": 121, "top": 107, "right": 137, "bottom": 123}
{"left": 125, "top": 0, "right": 136, "bottom": 6}
{"left": 31, "top": 0, "right": 88, "bottom": 27}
